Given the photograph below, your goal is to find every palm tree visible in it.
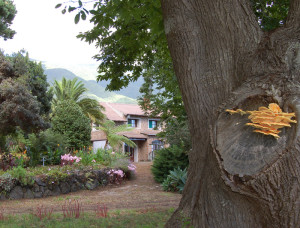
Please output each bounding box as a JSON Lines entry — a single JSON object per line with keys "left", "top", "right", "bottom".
{"left": 51, "top": 77, "right": 104, "bottom": 123}
{"left": 98, "top": 120, "right": 136, "bottom": 151}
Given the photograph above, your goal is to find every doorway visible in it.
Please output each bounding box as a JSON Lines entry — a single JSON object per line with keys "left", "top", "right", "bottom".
{"left": 124, "top": 144, "right": 138, "bottom": 162}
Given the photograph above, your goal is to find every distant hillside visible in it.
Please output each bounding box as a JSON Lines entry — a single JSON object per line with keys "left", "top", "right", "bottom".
{"left": 45, "top": 68, "right": 137, "bottom": 104}
{"left": 97, "top": 77, "right": 144, "bottom": 100}
{"left": 44, "top": 63, "right": 144, "bottom": 99}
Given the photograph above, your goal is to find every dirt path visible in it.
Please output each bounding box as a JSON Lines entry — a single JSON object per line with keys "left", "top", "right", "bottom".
{"left": 0, "top": 162, "right": 181, "bottom": 215}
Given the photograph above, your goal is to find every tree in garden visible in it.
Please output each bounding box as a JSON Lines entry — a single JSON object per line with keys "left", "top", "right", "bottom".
{"left": 51, "top": 77, "right": 104, "bottom": 123}
{"left": 0, "top": 51, "right": 50, "bottom": 150}
{"left": 51, "top": 100, "right": 91, "bottom": 149}
{"left": 6, "top": 51, "right": 53, "bottom": 116}
{"left": 58, "top": 0, "right": 300, "bottom": 227}
{"left": 98, "top": 120, "right": 136, "bottom": 151}
{"left": 0, "top": 78, "right": 48, "bottom": 135}
{"left": 0, "top": 0, "right": 17, "bottom": 40}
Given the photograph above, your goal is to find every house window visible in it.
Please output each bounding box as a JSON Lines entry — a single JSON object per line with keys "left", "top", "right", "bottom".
{"left": 128, "top": 119, "right": 138, "bottom": 128}
{"left": 148, "top": 120, "right": 158, "bottom": 129}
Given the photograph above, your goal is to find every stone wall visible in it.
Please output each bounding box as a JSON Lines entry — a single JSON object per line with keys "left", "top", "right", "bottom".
{"left": 0, "top": 168, "right": 112, "bottom": 201}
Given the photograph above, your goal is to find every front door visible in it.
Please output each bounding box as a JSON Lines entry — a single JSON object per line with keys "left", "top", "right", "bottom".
{"left": 124, "top": 144, "right": 135, "bottom": 162}
{"left": 129, "top": 147, "right": 135, "bottom": 162}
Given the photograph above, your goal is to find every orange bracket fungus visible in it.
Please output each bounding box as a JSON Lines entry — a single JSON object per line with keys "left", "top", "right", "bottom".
{"left": 226, "top": 103, "right": 297, "bottom": 139}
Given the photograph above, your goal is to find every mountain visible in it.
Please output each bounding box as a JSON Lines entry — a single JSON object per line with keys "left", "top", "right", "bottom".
{"left": 42, "top": 61, "right": 144, "bottom": 99}
{"left": 97, "top": 77, "right": 144, "bottom": 99}
{"left": 45, "top": 68, "right": 137, "bottom": 104}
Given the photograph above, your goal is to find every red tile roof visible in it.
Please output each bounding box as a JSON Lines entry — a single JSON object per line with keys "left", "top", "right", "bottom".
{"left": 100, "top": 102, "right": 126, "bottom": 121}
{"left": 100, "top": 102, "right": 147, "bottom": 121}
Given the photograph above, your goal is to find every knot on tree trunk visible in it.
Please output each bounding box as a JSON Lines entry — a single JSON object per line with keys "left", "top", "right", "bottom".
{"left": 211, "top": 79, "right": 300, "bottom": 226}
{"left": 214, "top": 79, "right": 300, "bottom": 180}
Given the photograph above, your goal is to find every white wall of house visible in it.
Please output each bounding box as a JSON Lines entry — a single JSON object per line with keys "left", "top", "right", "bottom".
{"left": 93, "top": 140, "right": 106, "bottom": 152}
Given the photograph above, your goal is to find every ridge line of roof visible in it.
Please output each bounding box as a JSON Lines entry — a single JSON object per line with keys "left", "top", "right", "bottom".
{"left": 105, "top": 102, "right": 125, "bottom": 119}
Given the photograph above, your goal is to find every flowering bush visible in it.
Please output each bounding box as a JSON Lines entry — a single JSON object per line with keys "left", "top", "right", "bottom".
{"left": 128, "top": 163, "right": 136, "bottom": 171}
{"left": 61, "top": 154, "right": 81, "bottom": 166}
{"left": 107, "top": 169, "right": 125, "bottom": 184}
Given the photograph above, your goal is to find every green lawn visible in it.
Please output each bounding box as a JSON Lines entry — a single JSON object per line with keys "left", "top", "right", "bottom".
{"left": 0, "top": 208, "right": 175, "bottom": 228}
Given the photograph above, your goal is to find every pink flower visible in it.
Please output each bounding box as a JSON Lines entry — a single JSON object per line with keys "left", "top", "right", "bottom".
{"left": 128, "top": 164, "right": 136, "bottom": 171}
{"left": 61, "top": 153, "right": 82, "bottom": 166}
{"left": 114, "top": 169, "right": 124, "bottom": 178}
{"left": 128, "top": 165, "right": 136, "bottom": 171}
{"left": 92, "top": 159, "right": 96, "bottom": 163}
{"left": 111, "top": 152, "right": 115, "bottom": 155}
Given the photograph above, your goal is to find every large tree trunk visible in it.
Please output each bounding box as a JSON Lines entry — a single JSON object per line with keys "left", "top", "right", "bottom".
{"left": 160, "top": 0, "right": 300, "bottom": 227}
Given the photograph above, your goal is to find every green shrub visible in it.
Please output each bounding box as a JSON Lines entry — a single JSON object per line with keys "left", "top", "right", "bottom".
{"left": 45, "top": 168, "right": 68, "bottom": 184}
{"left": 151, "top": 145, "right": 189, "bottom": 183}
{"left": 44, "top": 146, "right": 64, "bottom": 165}
{"left": 8, "top": 166, "right": 34, "bottom": 186}
{"left": 51, "top": 100, "right": 91, "bottom": 150}
{"left": 25, "top": 129, "right": 68, "bottom": 166}
{"left": 162, "top": 167, "right": 187, "bottom": 193}
{"left": 95, "top": 149, "right": 128, "bottom": 166}
{"left": 0, "top": 173, "right": 15, "bottom": 192}
{"left": 77, "top": 150, "right": 95, "bottom": 166}
{"left": 95, "top": 149, "right": 111, "bottom": 165}
{"left": 111, "top": 158, "right": 130, "bottom": 171}
{"left": 162, "top": 176, "right": 175, "bottom": 192}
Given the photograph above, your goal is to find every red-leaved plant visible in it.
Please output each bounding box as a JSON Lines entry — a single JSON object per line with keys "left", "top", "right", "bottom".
{"left": 0, "top": 208, "right": 5, "bottom": 220}
{"left": 32, "top": 205, "right": 53, "bottom": 220}
{"left": 62, "top": 199, "right": 84, "bottom": 218}
{"left": 94, "top": 203, "right": 108, "bottom": 218}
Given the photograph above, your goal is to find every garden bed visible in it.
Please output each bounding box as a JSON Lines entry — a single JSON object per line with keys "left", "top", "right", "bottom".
{"left": 0, "top": 165, "right": 133, "bottom": 201}
{"left": 0, "top": 148, "right": 136, "bottom": 201}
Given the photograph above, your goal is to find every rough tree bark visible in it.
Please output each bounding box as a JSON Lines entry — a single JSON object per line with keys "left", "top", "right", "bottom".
{"left": 160, "top": 0, "right": 300, "bottom": 227}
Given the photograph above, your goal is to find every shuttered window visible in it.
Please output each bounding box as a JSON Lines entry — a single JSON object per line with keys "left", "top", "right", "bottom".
{"left": 149, "top": 120, "right": 157, "bottom": 129}
{"left": 128, "top": 119, "right": 137, "bottom": 127}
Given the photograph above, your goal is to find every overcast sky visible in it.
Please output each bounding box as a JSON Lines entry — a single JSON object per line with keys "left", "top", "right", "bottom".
{"left": 0, "top": 0, "right": 99, "bottom": 78}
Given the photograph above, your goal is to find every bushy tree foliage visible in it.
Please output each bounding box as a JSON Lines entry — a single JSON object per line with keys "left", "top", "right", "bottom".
{"left": 51, "top": 100, "right": 91, "bottom": 149}
{"left": 158, "top": 118, "right": 191, "bottom": 151}
{"left": 151, "top": 145, "right": 189, "bottom": 183}
{"left": 6, "top": 51, "right": 53, "bottom": 116}
{"left": 0, "top": 78, "right": 47, "bottom": 135}
{"left": 0, "top": 51, "right": 50, "bottom": 134}
{"left": 251, "top": 0, "right": 289, "bottom": 31}
{"left": 0, "top": 51, "right": 52, "bottom": 150}
{"left": 0, "top": 0, "right": 17, "bottom": 40}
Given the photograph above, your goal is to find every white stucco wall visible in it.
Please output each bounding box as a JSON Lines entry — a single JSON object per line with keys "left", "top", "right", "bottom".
{"left": 93, "top": 140, "right": 106, "bottom": 153}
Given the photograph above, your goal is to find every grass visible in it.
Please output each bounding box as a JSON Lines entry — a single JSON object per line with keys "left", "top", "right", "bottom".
{"left": 0, "top": 208, "right": 175, "bottom": 228}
